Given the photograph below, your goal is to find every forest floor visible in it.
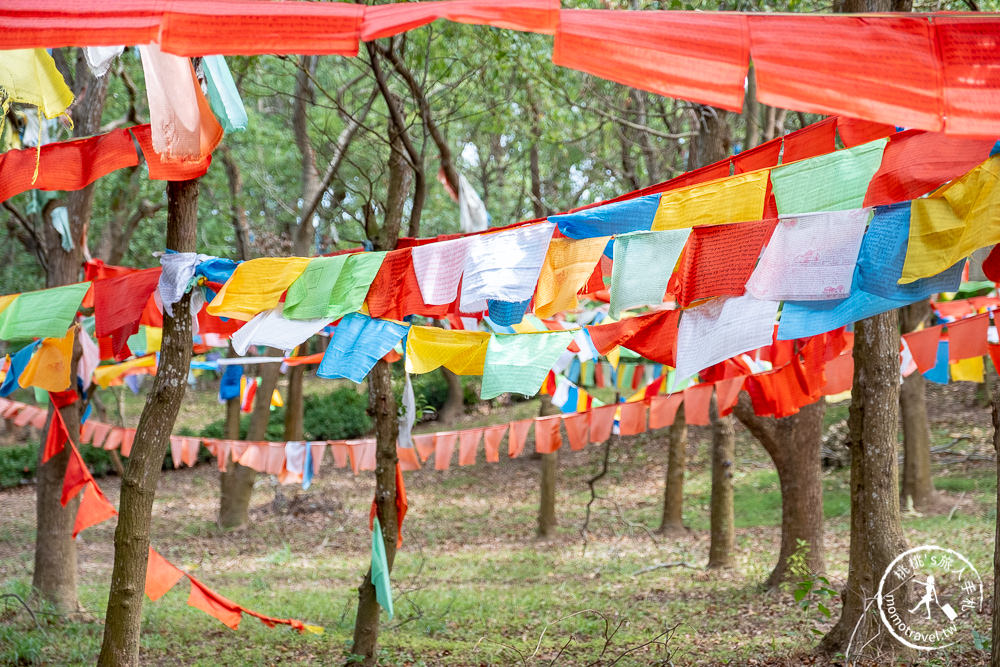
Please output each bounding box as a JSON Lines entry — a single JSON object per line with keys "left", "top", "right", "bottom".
{"left": 0, "top": 381, "right": 997, "bottom": 666}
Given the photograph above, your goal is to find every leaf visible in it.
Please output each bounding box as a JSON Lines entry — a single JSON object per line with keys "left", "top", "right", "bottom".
{"left": 817, "top": 603, "right": 831, "bottom": 618}
{"left": 793, "top": 587, "right": 809, "bottom": 603}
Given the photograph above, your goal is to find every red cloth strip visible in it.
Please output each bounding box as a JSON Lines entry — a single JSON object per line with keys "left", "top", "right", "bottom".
{"left": 362, "top": 0, "right": 557, "bottom": 40}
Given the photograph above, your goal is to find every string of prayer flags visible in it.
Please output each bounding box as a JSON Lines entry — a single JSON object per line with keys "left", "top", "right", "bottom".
{"left": 282, "top": 252, "right": 387, "bottom": 321}
{"left": 207, "top": 257, "right": 311, "bottom": 320}
{"left": 770, "top": 138, "right": 888, "bottom": 215}
{"left": 586, "top": 309, "right": 680, "bottom": 366}
{"left": 652, "top": 169, "right": 769, "bottom": 230}
{"left": 863, "top": 130, "right": 995, "bottom": 207}
{"left": 18, "top": 328, "right": 74, "bottom": 392}
{"left": 364, "top": 248, "right": 449, "bottom": 321}
{"left": 459, "top": 223, "right": 555, "bottom": 312}
{"left": 361, "top": 0, "right": 559, "bottom": 41}
{"left": 231, "top": 303, "right": 330, "bottom": 357}
{"left": 855, "top": 202, "right": 964, "bottom": 300}
{"left": 0, "top": 282, "right": 89, "bottom": 342}
{"left": 533, "top": 236, "right": 609, "bottom": 318}
{"left": 552, "top": 10, "right": 749, "bottom": 111}
{"left": 480, "top": 330, "right": 574, "bottom": 399}
{"left": 404, "top": 326, "right": 489, "bottom": 375}
{"left": 201, "top": 55, "right": 248, "bottom": 133}
{"left": 549, "top": 194, "right": 659, "bottom": 240}
{"left": 674, "top": 218, "right": 776, "bottom": 308}
{"left": 370, "top": 517, "right": 394, "bottom": 619}
{"left": 746, "top": 209, "right": 869, "bottom": 302}
{"left": 900, "top": 157, "right": 1000, "bottom": 284}
{"left": 317, "top": 313, "right": 409, "bottom": 383}
{"left": 608, "top": 229, "right": 690, "bottom": 317}
{"left": 675, "top": 295, "right": 779, "bottom": 381}
{"left": 0, "top": 48, "right": 73, "bottom": 120}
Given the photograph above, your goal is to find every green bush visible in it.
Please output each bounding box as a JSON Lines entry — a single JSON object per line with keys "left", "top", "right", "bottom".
{"left": 302, "top": 387, "right": 370, "bottom": 440}
{"left": 0, "top": 441, "right": 118, "bottom": 490}
{"left": 194, "top": 407, "right": 287, "bottom": 441}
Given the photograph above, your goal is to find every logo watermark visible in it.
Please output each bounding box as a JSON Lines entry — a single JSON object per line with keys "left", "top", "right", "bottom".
{"left": 876, "top": 545, "right": 983, "bottom": 651}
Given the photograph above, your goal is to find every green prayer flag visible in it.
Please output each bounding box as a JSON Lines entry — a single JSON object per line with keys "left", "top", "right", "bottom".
{"left": 770, "top": 138, "right": 888, "bottom": 215}
{"left": 0, "top": 282, "right": 90, "bottom": 342}
{"left": 202, "top": 55, "right": 248, "bottom": 133}
{"left": 609, "top": 230, "right": 690, "bottom": 318}
{"left": 283, "top": 252, "right": 386, "bottom": 321}
{"left": 582, "top": 360, "right": 595, "bottom": 387}
{"left": 480, "top": 330, "right": 574, "bottom": 400}
{"left": 371, "top": 517, "right": 394, "bottom": 619}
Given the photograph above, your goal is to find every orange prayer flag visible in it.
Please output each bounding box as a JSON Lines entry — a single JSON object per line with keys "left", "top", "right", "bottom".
{"left": 120, "top": 428, "right": 136, "bottom": 457}
{"left": 648, "top": 393, "right": 684, "bottom": 429}
{"left": 458, "top": 428, "right": 482, "bottom": 466}
{"left": 187, "top": 576, "right": 242, "bottom": 629}
{"left": 822, "top": 353, "right": 854, "bottom": 396}
{"left": 102, "top": 427, "right": 123, "bottom": 452}
{"left": 508, "top": 419, "right": 532, "bottom": 458}
{"left": 903, "top": 325, "right": 943, "bottom": 373}
{"left": 533, "top": 415, "right": 563, "bottom": 454}
{"left": 618, "top": 401, "right": 647, "bottom": 436}
{"left": 397, "top": 446, "right": 421, "bottom": 471}
{"left": 482, "top": 424, "right": 508, "bottom": 463}
{"left": 19, "top": 328, "right": 75, "bottom": 392}
{"left": 42, "top": 407, "right": 68, "bottom": 464}
{"left": 434, "top": 431, "right": 458, "bottom": 470}
{"left": 588, "top": 404, "right": 617, "bottom": 444}
{"left": 562, "top": 412, "right": 589, "bottom": 451}
{"left": 413, "top": 434, "right": 435, "bottom": 463}
{"left": 145, "top": 547, "right": 185, "bottom": 601}
{"left": 683, "top": 384, "right": 713, "bottom": 426}
{"left": 73, "top": 482, "right": 117, "bottom": 538}
{"left": 988, "top": 343, "right": 1000, "bottom": 377}
{"left": 90, "top": 422, "right": 112, "bottom": 449}
{"left": 61, "top": 443, "right": 92, "bottom": 506}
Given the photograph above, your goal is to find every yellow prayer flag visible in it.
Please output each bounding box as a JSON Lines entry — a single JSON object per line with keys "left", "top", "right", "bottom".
{"left": 950, "top": 355, "right": 984, "bottom": 383}
{"left": 93, "top": 355, "right": 156, "bottom": 388}
{"left": 0, "top": 293, "right": 19, "bottom": 317}
{"left": 404, "top": 326, "right": 490, "bottom": 375}
{"left": 18, "top": 328, "right": 74, "bottom": 392}
{"left": 145, "top": 326, "right": 163, "bottom": 353}
{"left": 900, "top": 157, "right": 1000, "bottom": 284}
{"left": 652, "top": 169, "right": 770, "bottom": 230}
{"left": 0, "top": 49, "right": 74, "bottom": 120}
{"left": 606, "top": 346, "right": 620, "bottom": 369}
{"left": 534, "top": 236, "right": 610, "bottom": 318}
{"left": 270, "top": 388, "right": 284, "bottom": 408}
{"left": 206, "top": 257, "right": 311, "bottom": 321}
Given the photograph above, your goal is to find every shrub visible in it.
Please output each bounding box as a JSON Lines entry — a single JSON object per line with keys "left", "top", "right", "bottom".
{"left": 303, "top": 387, "right": 370, "bottom": 440}
{"left": 195, "top": 407, "right": 287, "bottom": 441}
{"left": 0, "top": 441, "right": 118, "bottom": 489}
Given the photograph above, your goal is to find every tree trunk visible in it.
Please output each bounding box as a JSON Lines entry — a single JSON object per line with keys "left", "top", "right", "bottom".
{"left": 32, "top": 50, "right": 110, "bottom": 614}
{"left": 899, "top": 301, "right": 936, "bottom": 511}
{"left": 218, "top": 350, "right": 281, "bottom": 529}
{"left": 991, "top": 375, "right": 1000, "bottom": 667}
{"left": 349, "top": 359, "right": 399, "bottom": 665}
{"left": 818, "top": 312, "right": 911, "bottom": 659}
{"left": 708, "top": 394, "right": 735, "bottom": 569}
{"left": 284, "top": 349, "right": 305, "bottom": 441}
{"left": 97, "top": 178, "right": 198, "bottom": 666}
{"left": 437, "top": 367, "right": 464, "bottom": 425}
{"left": 537, "top": 395, "right": 560, "bottom": 539}
{"left": 733, "top": 396, "right": 826, "bottom": 588}
{"left": 658, "top": 405, "right": 687, "bottom": 534}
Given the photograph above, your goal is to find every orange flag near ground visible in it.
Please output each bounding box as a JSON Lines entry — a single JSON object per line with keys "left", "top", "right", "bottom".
{"left": 187, "top": 576, "right": 242, "bottom": 629}
{"left": 146, "top": 547, "right": 185, "bottom": 601}
{"left": 72, "top": 482, "right": 117, "bottom": 538}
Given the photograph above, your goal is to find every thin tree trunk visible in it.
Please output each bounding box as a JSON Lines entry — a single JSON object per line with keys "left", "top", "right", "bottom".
{"left": 733, "top": 397, "right": 826, "bottom": 587}
{"left": 658, "top": 405, "right": 687, "bottom": 534}
{"left": 899, "top": 301, "right": 936, "bottom": 510}
{"left": 97, "top": 178, "right": 198, "bottom": 666}
{"left": 437, "top": 367, "right": 464, "bottom": 425}
{"left": 819, "top": 311, "right": 911, "bottom": 659}
{"left": 708, "top": 394, "right": 735, "bottom": 569}
{"left": 537, "top": 395, "right": 560, "bottom": 538}
{"left": 991, "top": 374, "right": 1000, "bottom": 667}
{"left": 32, "top": 50, "right": 110, "bottom": 613}
{"left": 218, "top": 352, "right": 281, "bottom": 529}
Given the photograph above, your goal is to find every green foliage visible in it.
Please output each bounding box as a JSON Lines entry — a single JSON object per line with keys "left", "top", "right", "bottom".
{"left": 0, "top": 442, "right": 119, "bottom": 490}
{"left": 196, "top": 407, "right": 287, "bottom": 442}
{"left": 302, "top": 387, "right": 370, "bottom": 440}
{"left": 787, "top": 539, "right": 838, "bottom": 634}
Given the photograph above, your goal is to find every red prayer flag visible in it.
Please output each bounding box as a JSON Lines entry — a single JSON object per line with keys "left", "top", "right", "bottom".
{"left": 562, "top": 412, "right": 589, "bottom": 451}
{"left": 508, "top": 419, "right": 533, "bottom": 458}
{"left": 586, "top": 309, "right": 680, "bottom": 366}
{"left": 683, "top": 384, "right": 713, "bottom": 426}
{"left": 648, "top": 393, "right": 684, "bottom": 429}
{"left": 413, "top": 433, "right": 435, "bottom": 463}
{"left": 42, "top": 407, "right": 68, "bottom": 464}
{"left": 72, "top": 482, "right": 117, "bottom": 538}
{"left": 553, "top": 10, "right": 749, "bottom": 111}
{"left": 145, "top": 547, "right": 185, "bottom": 601}
{"left": 131, "top": 125, "right": 212, "bottom": 181}
{"left": 903, "top": 325, "right": 943, "bottom": 373}
{"left": 434, "top": 431, "right": 458, "bottom": 470}
{"left": 780, "top": 117, "right": 838, "bottom": 164}
{"left": 482, "top": 424, "right": 507, "bottom": 463}
{"left": 458, "top": 428, "right": 483, "bottom": 465}
{"left": 187, "top": 576, "right": 242, "bottom": 630}
{"left": 61, "top": 443, "right": 93, "bottom": 506}
{"left": 618, "top": 401, "right": 647, "bottom": 436}
{"left": 534, "top": 415, "right": 563, "bottom": 454}
{"left": 93, "top": 267, "right": 161, "bottom": 358}
{"left": 947, "top": 313, "right": 988, "bottom": 362}
{"left": 937, "top": 17, "right": 1000, "bottom": 136}
{"left": 836, "top": 116, "right": 897, "bottom": 148}
{"left": 822, "top": 353, "right": 854, "bottom": 396}
{"left": 397, "top": 446, "right": 421, "bottom": 471}
{"left": 675, "top": 219, "right": 776, "bottom": 308}
{"left": 588, "top": 404, "right": 617, "bottom": 444}
{"left": 715, "top": 376, "right": 745, "bottom": 417}
{"left": 365, "top": 248, "right": 450, "bottom": 321}
{"left": 361, "top": 0, "right": 558, "bottom": 40}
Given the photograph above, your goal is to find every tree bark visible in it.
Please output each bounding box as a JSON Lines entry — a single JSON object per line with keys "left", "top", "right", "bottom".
{"left": 437, "top": 367, "right": 464, "bottom": 425}
{"left": 899, "top": 301, "right": 936, "bottom": 511}
{"left": 818, "top": 312, "right": 911, "bottom": 659}
{"left": 97, "top": 178, "right": 198, "bottom": 666}
{"left": 32, "top": 49, "right": 110, "bottom": 614}
{"left": 708, "top": 394, "right": 735, "bottom": 569}
{"left": 218, "top": 350, "right": 281, "bottom": 529}
{"left": 658, "top": 405, "right": 687, "bottom": 534}
{"left": 733, "top": 396, "right": 826, "bottom": 587}
{"left": 537, "top": 395, "right": 561, "bottom": 539}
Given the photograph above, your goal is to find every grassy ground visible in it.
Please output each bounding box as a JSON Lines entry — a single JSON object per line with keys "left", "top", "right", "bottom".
{"left": 0, "top": 382, "right": 997, "bottom": 665}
